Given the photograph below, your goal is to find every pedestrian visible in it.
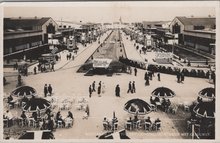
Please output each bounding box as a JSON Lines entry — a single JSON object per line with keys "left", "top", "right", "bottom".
{"left": 44, "top": 84, "right": 48, "bottom": 97}
{"left": 89, "top": 85, "right": 92, "bottom": 98}
{"left": 149, "top": 71, "right": 152, "bottom": 80}
{"left": 180, "top": 72, "right": 184, "bottom": 83}
{"left": 98, "top": 84, "right": 101, "bottom": 97}
{"left": 134, "top": 67, "right": 137, "bottom": 76}
{"left": 92, "top": 81, "right": 96, "bottom": 92}
{"left": 72, "top": 55, "right": 75, "bottom": 60}
{"left": 132, "top": 81, "right": 136, "bottom": 93}
{"left": 177, "top": 72, "right": 180, "bottom": 83}
{"left": 66, "top": 54, "right": 69, "bottom": 60}
{"left": 17, "top": 74, "right": 22, "bottom": 86}
{"left": 157, "top": 72, "right": 160, "bottom": 81}
{"left": 15, "top": 62, "right": 18, "bottom": 70}
{"left": 115, "top": 84, "right": 120, "bottom": 97}
{"left": 127, "top": 81, "right": 132, "bottom": 93}
{"left": 34, "top": 67, "right": 37, "bottom": 75}
{"left": 48, "top": 84, "right": 53, "bottom": 96}
{"left": 51, "top": 63, "right": 55, "bottom": 72}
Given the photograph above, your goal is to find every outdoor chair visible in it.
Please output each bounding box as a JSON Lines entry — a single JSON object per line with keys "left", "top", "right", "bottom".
{"left": 133, "top": 120, "right": 141, "bottom": 130}
{"left": 112, "top": 122, "right": 118, "bottom": 131}
{"left": 155, "top": 122, "right": 161, "bottom": 131}
{"left": 172, "top": 106, "right": 178, "bottom": 114}
{"left": 3, "top": 119, "right": 8, "bottom": 128}
{"left": 65, "top": 118, "right": 73, "bottom": 128}
{"left": 150, "top": 104, "right": 157, "bottom": 112}
{"left": 103, "top": 122, "right": 109, "bottom": 130}
{"left": 144, "top": 122, "right": 151, "bottom": 131}
{"left": 57, "top": 120, "right": 63, "bottom": 128}
{"left": 28, "top": 118, "right": 37, "bottom": 128}
{"left": 125, "top": 122, "right": 132, "bottom": 131}
{"left": 184, "top": 105, "right": 190, "bottom": 112}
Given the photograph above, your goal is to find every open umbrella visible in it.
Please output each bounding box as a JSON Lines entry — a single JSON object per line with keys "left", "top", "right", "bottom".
{"left": 198, "top": 87, "right": 215, "bottom": 99}
{"left": 193, "top": 101, "right": 215, "bottom": 119}
{"left": 151, "top": 87, "right": 175, "bottom": 98}
{"left": 124, "top": 98, "right": 152, "bottom": 115}
{"left": 22, "top": 97, "right": 51, "bottom": 113}
{"left": 11, "top": 86, "right": 37, "bottom": 98}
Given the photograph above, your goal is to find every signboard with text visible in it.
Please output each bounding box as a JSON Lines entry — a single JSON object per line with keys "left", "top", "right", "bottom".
{"left": 93, "top": 58, "right": 112, "bottom": 68}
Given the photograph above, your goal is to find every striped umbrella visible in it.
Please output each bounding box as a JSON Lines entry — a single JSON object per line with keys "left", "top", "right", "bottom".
{"left": 124, "top": 98, "right": 152, "bottom": 115}
{"left": 22, "top": 97, "right": 51, "bottom": 113}
{"left": 198, "top": 87, "right": 215, "bottom": 100}
{"left": 11, "top": 86, "right": 37, "bottom": 98}
{"left": 193, "top": 101, "right": 215, "bottom": 119}
{"left": 151, "top": 87, "right": 175, "bottom": 98}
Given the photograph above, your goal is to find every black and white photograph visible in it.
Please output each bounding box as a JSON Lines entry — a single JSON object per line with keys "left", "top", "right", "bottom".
{"left": 1, "top": 1, "right": 219, "bottom": 141}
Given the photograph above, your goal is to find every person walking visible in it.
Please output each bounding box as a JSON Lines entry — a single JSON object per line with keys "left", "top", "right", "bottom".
{"left": 177, "top": 72, "right": 181, "bottom": 83}
{"left": 92, "top": 81, "right": 96, "bottom": 92}
{"left": 51, "top": 63, "right": 55, "bottom": 72}
{"left": 132, "top": 81, "right": 136, "bottom": 93}
{"left": 115, "top": 84, "right": 120, "bottom": 97}
{"left": 134, "top": 67, "right": 137, "bottom": 76}
{"left": 157, "top": 72, "right": 160, "bottom": 81}
{"left": 89, "top": 85, "right": 92, "bottom": 98}
{"left": 48, "top": 84, "right": 53, "bottom": 96}
{"left": 44, "top": 84, "right": 48, "bottom": 97}
{"left": 127, "top": 81, "right": 132, "bottom": 93}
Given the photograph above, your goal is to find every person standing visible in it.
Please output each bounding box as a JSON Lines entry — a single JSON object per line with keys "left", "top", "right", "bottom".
{"left": 180, "top": 72, "right": 184, "bottom": 83}
{"left": 44, "top": 84, "right": 48, "bottom": 97}
{"left": 34, "top": 67, "right": 37, "bottom": 75}
{"left": 134, "top": 67, "right": 137, "bottom": 76}
{"left": 127, "top": 81, "right": 132, "bottom": 93}
{"left": 132, "top": 81, "right": 136, "bottom": 93}
{"left": 51, "top": 63, "right": 55, "bottom": 72}
{"left": 157, "top": 72, "right": 160, "bottom": 81}
{"left": 92, "top": 81, "right": 96, "bottom": 92}
{"left": 115, "top": 84, "right": 120, "bottom": 97}
{"left": 98, "top": 84, "right": 101, "bottom": 97}
{"left": 89, "top": 85, "right": 92, "bottom": 98}
{"left": 48, "top": 84, "right": 52, "bottom": 96}
{"left": 177, "top": 72, "right": 180, "bottom": 83}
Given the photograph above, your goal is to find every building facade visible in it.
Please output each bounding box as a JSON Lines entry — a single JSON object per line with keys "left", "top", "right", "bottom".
{"left": 170, "top": 17, "right": 216, "bottom": 55}
{"left": 4, "top": 17, "right": 58, "bottom": 55}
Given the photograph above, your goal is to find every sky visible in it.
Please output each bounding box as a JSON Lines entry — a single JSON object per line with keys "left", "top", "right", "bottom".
{"left": 3, "top": 2, "right": 216, "bottom": 23}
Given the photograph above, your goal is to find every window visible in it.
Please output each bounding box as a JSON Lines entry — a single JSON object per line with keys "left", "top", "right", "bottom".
{"left": 194, "top": 26, "right": 205, "bottom": 30}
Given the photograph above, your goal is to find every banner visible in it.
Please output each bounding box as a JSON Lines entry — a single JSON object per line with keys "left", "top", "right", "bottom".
{"left": 93, "top": 58, "right": 112, "bottom": 68}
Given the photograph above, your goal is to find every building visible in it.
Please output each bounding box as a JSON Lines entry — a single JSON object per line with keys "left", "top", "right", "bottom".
{"left": 4, "top": 17, "right": 58, "bottom": 56}
{"left": 170, "top": 16, "right": 216, "bottom": 55}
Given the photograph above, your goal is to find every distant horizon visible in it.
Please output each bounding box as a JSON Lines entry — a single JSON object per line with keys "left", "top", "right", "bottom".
{"left": 4, "top": 3, "right": 215, "bottom": 23}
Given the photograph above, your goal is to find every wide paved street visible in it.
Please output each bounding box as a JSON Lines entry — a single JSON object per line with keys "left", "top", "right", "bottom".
{"left": 4, "top": 30, "right": 214, "bottom": 139}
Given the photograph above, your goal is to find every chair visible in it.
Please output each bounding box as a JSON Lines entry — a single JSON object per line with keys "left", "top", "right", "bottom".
{"left": 112, "top": 122, "right": 118, "bottom": 131}
{"left": 28, "top": 118, "right": 37, "bottom": 128}
{"left": 144, "top": 122, "right": 151, "bottom": 131}
{"left": 3, "top": 119, "right": 8, "bottom": 128}
{"left": 103, "top": 122, "right": 109, "bottom": 130}
{"left": 150, "top": 104, "right": 157, "bottom": 112}
{"left": 126, "top": 122, "right": 132, "bottom": 130}
{"left": 57, "top": 120, "right": 63, "bottom": 128}
{"left": 65, "top": 118, "right": 73, "bottom": 128}
{"left": 155, "top": 122, "right": 161, "bottom": 131}
{"left": 184, "top": 105, "right": 190, "bottom": 112}
{"left": 172, "top": 106, "right": 178, "bottom": 114}
{"left": 133, "top": 120, "right": 141, "bottom": 130}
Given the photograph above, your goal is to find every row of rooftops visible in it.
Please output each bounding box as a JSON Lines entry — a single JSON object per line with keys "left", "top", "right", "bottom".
{"left": 4, "top": 16, "right": 216, "bottom": 34}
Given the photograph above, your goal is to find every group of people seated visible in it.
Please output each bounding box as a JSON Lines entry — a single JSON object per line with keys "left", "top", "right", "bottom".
{"left": 18, "top": 108, "right": 74, "bottom": 131}
{"left": 125, "top": 115, "right": 161, "bottom": 131}
{"left": 150, "top": 97, "right": 172, "bottom": 112}
{"left": 144, "top": 117, "right": 161, "bottom": 131}
{"left": 103, "top": 116, "right": 118, "bottom": 131}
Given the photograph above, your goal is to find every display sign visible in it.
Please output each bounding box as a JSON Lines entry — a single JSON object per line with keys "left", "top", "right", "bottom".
{"left": 155, "top": 52, "right": 173, "bottom": 59}
{"left": 93, "top": 58, "right": 112, "bottom": 68}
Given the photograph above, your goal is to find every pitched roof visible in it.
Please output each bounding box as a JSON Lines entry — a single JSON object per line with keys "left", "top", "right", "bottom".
{"left": 176, "top": 16, "right": 216, "bottom": 26}
{"left": 4, "top": 17, "right": 51, "bottom": 30}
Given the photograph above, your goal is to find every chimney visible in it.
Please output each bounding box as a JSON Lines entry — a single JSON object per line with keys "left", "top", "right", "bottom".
{"left": 208, "top": 15, "right": 211, "bottom": 18}
{"left": 19, "top": 16, "right": 22, "bottom": 19}
{"left": 35, "top": 16, "right": 37, "bottom": 19}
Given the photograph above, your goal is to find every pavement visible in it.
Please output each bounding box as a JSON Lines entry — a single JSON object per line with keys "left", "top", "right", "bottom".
{"left": 3, "top": 29, "right": 214, "bottom": 140}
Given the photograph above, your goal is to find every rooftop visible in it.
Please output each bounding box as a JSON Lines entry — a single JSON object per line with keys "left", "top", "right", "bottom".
{"left": 176, "top": 16, "right": 215, "bottom": 26}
